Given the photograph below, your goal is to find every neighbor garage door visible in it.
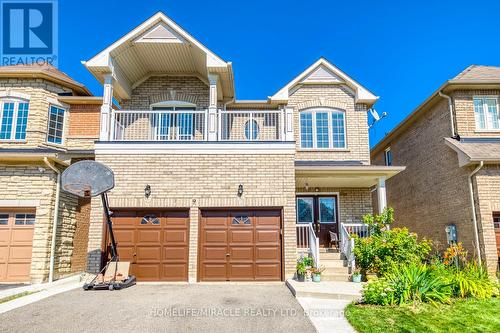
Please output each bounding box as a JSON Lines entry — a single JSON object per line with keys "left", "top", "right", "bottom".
{"left": 108, "top": 210, "right": 189, "bottom": 281}
{"left": 0, "top": 211, "right": 35, "bottom": 282}
{"left": 199, "top": 209, "right": 282, "bottom": 281}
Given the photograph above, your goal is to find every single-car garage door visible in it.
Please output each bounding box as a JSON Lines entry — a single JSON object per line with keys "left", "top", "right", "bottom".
{"left": 107, "top": 210, "right": 189, "bottom": 281}
{"left": 199, "top": 209, "right": 282, "bottom": 281}
{"left": 0, "top": 211, "right": 35, "bottom": 282}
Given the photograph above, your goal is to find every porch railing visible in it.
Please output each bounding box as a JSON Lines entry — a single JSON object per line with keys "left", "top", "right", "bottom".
{"left": 340, "top": 222, "right": 371, "bottom": 269}
{"left": 296, "top": 224, "right": 320, "bottom": 267}
{"left": 109, "top": 109, "right": 285, "bottom": 142}
{"left": 219, "top": 110, "right": 283, "bottom": 141}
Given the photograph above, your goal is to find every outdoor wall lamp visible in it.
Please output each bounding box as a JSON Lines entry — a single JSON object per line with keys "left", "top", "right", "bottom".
{"left": 237, "top": 184, "right": 244, "bottom": 197}
{"left": 144, "top": 185, "right": 151, "bottom": 198}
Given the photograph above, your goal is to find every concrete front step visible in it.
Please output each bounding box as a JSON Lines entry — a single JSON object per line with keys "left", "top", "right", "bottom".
{"left": 319, "top": 252, "right": 342, "bottom": 260}
{"left": 286, "top": 279, "right": 362, "bottom": 301}
{"left": 321, "top": 259, "right": 347, "bottom": 268}
{"left": 321, "top": 273, "right": 351, "bottom": 282}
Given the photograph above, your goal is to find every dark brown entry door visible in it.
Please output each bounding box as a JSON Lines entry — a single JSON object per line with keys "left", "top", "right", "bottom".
{"left": 199, "top": 209, "right": 282, "bottom": 281}
{"left": 106, "top": 210, "right": 189, "bottom": 281}
{"left": 296, "top": 196, "right": 339, "bottom": 247}
{"left": 494, "top": 213, "right": 500, "bottom": 259}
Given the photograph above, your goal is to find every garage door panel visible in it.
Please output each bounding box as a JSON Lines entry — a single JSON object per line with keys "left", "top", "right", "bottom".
{"left": 162, "top": 263, "right": 187, "bottom": 280}
{"left": 255, "top": 230, "right": 280, "bottom": 243}
{"left": 163, "top": 247, "right": 188, "bottom": 261}
{"left": 164, "top": 211, "right": 189, "bottom": 228}
{"left": 9, "top": 246, "right": 32, "bottom": 261}
{"left": 201, "top": 211, "right": 228, "bottom": 227}
{"left": 0, "top": 247, "right": 8, "bottom": 261}
{"left": 117, "top": 246, "right": 134, "bottom": 261}
{"left": 229, "top": 247, "right": 253, "bottom": 261}
{"left": 255, "top": 211, "right": 280, "bottom": 226}
{"left": 255, "top": 264, "right": 281, "bottom": 280}
{"left": 164, "top": 229, "right": 188, "bottom": 244}
{"left": 136, "top": 246, "right": 161, "bottom": 261}
{"left": 10, "top": 229, "right": 34, "bottom": 245}
{"left": 202, "top": 246, "right": 227, "bottom": 261}
{"left": 228, "top": 230, "right": 253, "bottom": 244}
{"left": 0, "top": 263, "right": 6, "bottom": 279}
{"left": 134, "top": 264, "right": 161, "bottom": 280}
{"left": 228, "top": 264, "right": 254, "bottom": 280}
{"left": 6, "top": 263, "right": 31, "bottom": 281}
{"left": 111, "top": 213, "right": 136, "bottom": 226}
{"left": 256, "top": 247, "right": 280, "bottom": 261}
{"left": 0, "top": 230, "right": 9, "bottom": 246}
{"left": 202, "top": 263, "right": 227, "bottom": 280}
{"left": 114, "top": 230, "right": 135, "bottom": 244}
{"left": 203, "top": 230, "right": 227, "bottom": 244}
{"left": 137, "top": 230, "right": 161, "bottom": 243}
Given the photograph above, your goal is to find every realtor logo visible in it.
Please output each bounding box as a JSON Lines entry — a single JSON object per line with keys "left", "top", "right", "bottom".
{"left": 1, "top": 0, "right": 58, "bottom": 66}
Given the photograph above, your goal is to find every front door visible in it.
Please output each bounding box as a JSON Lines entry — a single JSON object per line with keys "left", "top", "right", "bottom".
{"left": 296, "top": 195, "right": 339, "bottom": 247}
{"left": 494, "top": 213, "right": 500, "bottom": 261}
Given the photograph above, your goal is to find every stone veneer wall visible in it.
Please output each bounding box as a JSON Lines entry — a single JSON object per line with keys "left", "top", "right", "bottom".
{"left": 288, "top": 85, "right": 370, "bottom": 163}
{"left": 87, "top": 153, "right": 297, "bottom": 281}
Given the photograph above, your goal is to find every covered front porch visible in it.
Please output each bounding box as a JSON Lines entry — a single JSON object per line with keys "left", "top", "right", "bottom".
{"left": 294, "top": 161, "right": 405, "bottom": 270}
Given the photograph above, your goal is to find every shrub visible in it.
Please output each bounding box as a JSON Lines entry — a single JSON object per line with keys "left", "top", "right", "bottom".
{"left": 362, "top": 278, "right": 395, "bottom": 305}
{"left": 447, "top": 263, "right": 498, "bottom": 299}
{"left": 354, "top": 227, "right": 432, "bottom": 276}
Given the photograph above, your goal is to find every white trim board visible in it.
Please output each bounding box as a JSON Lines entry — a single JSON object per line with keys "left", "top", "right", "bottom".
{"left": 0, "top": 199, "right": 40, "bottom": 207}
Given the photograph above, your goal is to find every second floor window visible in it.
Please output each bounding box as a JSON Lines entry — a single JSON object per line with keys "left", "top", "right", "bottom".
{"left": 474, "top": 97, "right": 500, "bottom": 130}
{"left": 385, "top": 148, "right": 393, "bottom": 166}
{"left": 0, "top": 99, "right": 29, "bottom": 140}
{"left": 300, "top": 108, "right": 346, "bottom": 149}
{"left": 47, "top": 105, "right": 65, "bottom": 144}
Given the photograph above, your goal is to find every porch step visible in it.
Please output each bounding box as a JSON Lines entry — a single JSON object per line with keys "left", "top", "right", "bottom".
{"left": 321, "top": 273, "right": 351, "bottom": 282}
{"left": 319, "top": 248, "right": 340, "bottom": 253}
{"left": 286, "top": 279, "right": 362, "bottom": 301}
{"left": 319, "top": 252, "right": 342, "bottom": 260}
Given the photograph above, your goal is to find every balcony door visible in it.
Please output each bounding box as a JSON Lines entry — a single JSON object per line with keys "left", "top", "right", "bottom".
{"left": 151, "top": 101, "right": 196, "bottom": 141}
{"left": 296, "top": 195, "right": 338, "bottom": 247}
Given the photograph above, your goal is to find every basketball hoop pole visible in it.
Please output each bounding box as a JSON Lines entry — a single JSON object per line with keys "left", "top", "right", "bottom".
{"left": 101, "top": 192, "right": 118, "bottom": 261}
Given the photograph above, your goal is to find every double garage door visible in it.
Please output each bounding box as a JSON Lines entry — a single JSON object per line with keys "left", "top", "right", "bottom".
{"left": 110, "top": 209, "right": 282, "bottom": 282}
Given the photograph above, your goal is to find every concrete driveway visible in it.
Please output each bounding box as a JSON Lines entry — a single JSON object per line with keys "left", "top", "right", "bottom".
{"left": 0, "top": 283, "right": 316, "bottom": 333}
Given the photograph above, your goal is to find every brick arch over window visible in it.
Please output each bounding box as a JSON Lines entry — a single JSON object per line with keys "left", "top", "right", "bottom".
{"left": 296, "top": 99, "right": 347, "bottom": 111}
{"left": 148, "top": 91, "right": 201, "bottom": 107}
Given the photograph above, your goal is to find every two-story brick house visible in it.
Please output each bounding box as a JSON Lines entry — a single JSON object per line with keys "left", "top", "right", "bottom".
{"left": 371, "top": 65, "right": 500, "bottom": 275}
{"left": 0, "top": 64, "right": 100, "bottom": 282}
{"left": 82, "top": 12, "right": 403, "bottom": 283}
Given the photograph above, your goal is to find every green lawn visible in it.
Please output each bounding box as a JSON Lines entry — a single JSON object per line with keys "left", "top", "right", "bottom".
{"left": 0, "top": 291, "right": 38, "bottom": 304}
{"left": 345, "top": 298, "right": 500, "bottom": 333}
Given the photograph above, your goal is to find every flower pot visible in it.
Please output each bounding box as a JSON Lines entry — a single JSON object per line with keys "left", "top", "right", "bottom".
{"left": 297, "top": 273, "right": 305, "bottom": 282}
{"left": 312, "top": 273, "right": 321, "bottom": 282}
{"left": 352, "top": 274, "right": 362, "bottom": 283}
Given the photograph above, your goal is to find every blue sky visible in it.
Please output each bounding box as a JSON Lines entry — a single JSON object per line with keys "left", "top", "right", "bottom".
{"left": 58, "top": 0, "right": 500, "bottom": 147}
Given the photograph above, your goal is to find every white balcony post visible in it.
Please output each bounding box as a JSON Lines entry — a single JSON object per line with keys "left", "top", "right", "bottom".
{"left": 284, "top": 107, "right": 294, "bottom": 141}
{"left": 99, "top": 74, "right": 114, "bottom": 141}
{"left": 377, "top": 177, "right": 387, "bottom": 213}
{"left": 208, "top": 74, "right": 218, "bottom": 141}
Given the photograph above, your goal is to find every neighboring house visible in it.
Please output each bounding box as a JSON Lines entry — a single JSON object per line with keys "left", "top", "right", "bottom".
{"left": 371, "top": 65, "right": 500, "bottom": 275}
{"left": 0, "top": 64, "right": 100, "bottom": 282}
{"left": 82, "top": 12, "right": 403, "bottom": 283}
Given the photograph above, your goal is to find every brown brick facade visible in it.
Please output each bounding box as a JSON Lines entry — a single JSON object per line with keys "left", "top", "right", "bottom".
{"left": 70, "top": 197, "right": 90, "bottom": 273}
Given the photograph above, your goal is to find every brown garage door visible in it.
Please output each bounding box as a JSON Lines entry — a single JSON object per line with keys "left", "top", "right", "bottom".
{"left": 107, "top": 210, "right": 189, "bottom": 281}
{"left": 0, "top": 211, "right": 35, "bottom": 282}
{"left": 199, "top": 209, "right": 282, "bottom": 281}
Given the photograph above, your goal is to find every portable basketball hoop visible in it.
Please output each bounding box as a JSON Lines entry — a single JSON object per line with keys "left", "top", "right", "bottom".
{"left": 61, "top": 160, "right": 136, "bottom": 291}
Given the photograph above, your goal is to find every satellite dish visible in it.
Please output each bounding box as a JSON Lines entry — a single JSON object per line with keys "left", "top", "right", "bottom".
{"left": 61, "top": 160, "right": 114, "bottom": 198}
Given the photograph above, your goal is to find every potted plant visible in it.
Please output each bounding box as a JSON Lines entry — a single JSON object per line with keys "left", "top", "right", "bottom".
{"left": 351, "top": 269, "right": 362, "bottom": 283}
{"left": 296, "top": 256, "right": 314, "bottom": 282}
{"left": 311, "top": 266, "right": 325, "bottom": 282}
{"left": 296, "top": 260, "right": 306, "bottom": 282}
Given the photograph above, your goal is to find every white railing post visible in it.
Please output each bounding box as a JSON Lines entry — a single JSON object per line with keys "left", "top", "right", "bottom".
{"left": 284, "top": 107, "right": 294, "bottom": 141}
{"left": 99, "top": 74, "right": 114, "bottom": 141}
{"left": 109, "top": 108, "right": 116, "bottom": 140}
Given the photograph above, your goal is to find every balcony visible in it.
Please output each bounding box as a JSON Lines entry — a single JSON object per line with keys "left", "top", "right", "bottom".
{"left": 109, "top": 109, "right": 288, "bottom": 142}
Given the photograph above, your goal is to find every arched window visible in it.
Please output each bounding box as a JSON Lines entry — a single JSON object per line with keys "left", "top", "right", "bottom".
{"left": 244, "top": 119, "right": 259, "bottom": 140}
{"left": 0, "top": 97, "right": 29, "bottom": 140}
{"left": 150, "top": 101, "right": 197, "bottom": 140}
{"left": 299, "top": 108, "right": 346, "bottom": 149}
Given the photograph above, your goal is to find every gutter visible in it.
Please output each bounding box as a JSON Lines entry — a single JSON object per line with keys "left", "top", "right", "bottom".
{"left": 438, "top": 90, "right": 456, "bottom": 137}
{"left": 467, "top": 161, "right": 484, "bottom": 265}
{"left": 43, "top": 157, "right": 61, "bottom": 283}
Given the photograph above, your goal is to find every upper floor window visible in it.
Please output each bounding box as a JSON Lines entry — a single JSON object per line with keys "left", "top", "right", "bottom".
{"left": 299, "top": 108, "right": 346, "bottom": 149}
{"left": 47, "top": 105, "right": 66, "bottom": 144}
{"left": 474, "top": 97, "right": 500, "bottom": 130}
{"left": 151, "top": 101, "right": 196, "bottom": 140}
{"left": 0, "top": 99, "right": 29, "bottom": 140}
{"left": 384, "top": 148, "right": 393, "bottom": 166}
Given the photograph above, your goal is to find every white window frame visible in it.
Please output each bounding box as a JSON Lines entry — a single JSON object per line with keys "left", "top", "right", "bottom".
{"left": 150, "top": 101, "right": 197, "bottom": 141}
{"left": 384, "top": 147, "right": 392, "bottom": 166}
{"left": 46, "top": 104, "right": 67, "bottom": 145}
{"left": 299, "top": 108, "right": 347, "bottom": 150}
{"left": 473, "top": 96, "right": 500, "bottom": 132}
{"left": 0, "top": 98, "right": 30, "bottom": 141}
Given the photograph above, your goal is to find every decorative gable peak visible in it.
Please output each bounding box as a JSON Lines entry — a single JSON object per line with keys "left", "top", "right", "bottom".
{"left": 134, "top": 23, "right": 186, "bottom": 44}
{"left": 301, "top": 65, "right": 344, "bottom": 84}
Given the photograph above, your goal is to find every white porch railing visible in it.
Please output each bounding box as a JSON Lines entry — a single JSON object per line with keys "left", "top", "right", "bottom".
{"left": 340, "top": 222, "right": 371, "bottom": 269}
{"left": 219, "top": 110, "right": 283, "bottom": 141}
{"left": 296, "top": 224, "right": 320, "bottom": 267}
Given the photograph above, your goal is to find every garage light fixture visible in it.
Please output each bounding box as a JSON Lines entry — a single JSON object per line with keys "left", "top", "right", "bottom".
{"left": 145, "top": 185, "right": 151, "bottom": 198}
{"left": 237, "top": 184, "right": 243, "bottom": 197}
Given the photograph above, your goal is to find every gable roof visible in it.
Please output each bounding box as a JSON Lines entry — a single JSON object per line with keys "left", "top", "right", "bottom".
{"left": 0, "top": 63, "right": 91, "bottom": 96}
{"left": 270, "top": 58, "right": 378, "bottom": 105}
{"left": 371, "top": 64, "right": 500, "bottom": 157}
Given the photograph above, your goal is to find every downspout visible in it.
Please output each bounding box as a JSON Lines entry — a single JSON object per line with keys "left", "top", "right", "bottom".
{"left": 468, "top": 161, "right": 484, "bottom": 265}
{"left": 44, "top": 157, "right": 61, "bottom": 283}
{"left": 438, "top": 90, "right": 456, "bottom": 137}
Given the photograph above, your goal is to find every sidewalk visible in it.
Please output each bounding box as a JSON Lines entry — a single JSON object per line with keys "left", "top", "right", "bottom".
{"left": 0, "top": 275, "right": 82, "bottom": 314}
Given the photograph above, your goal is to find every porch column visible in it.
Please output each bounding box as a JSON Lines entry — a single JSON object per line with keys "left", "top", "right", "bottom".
{"left": 207, "top": 73, "right": 218, "bottom": 141}
{"left": 284, "top": 107, "right": 294, "bottom": 141}
{"left": 99, "top": 74, "right": 114, "bottom": 141}
{"left": 377, "top": 177, "right": 387, "bottom": 213}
